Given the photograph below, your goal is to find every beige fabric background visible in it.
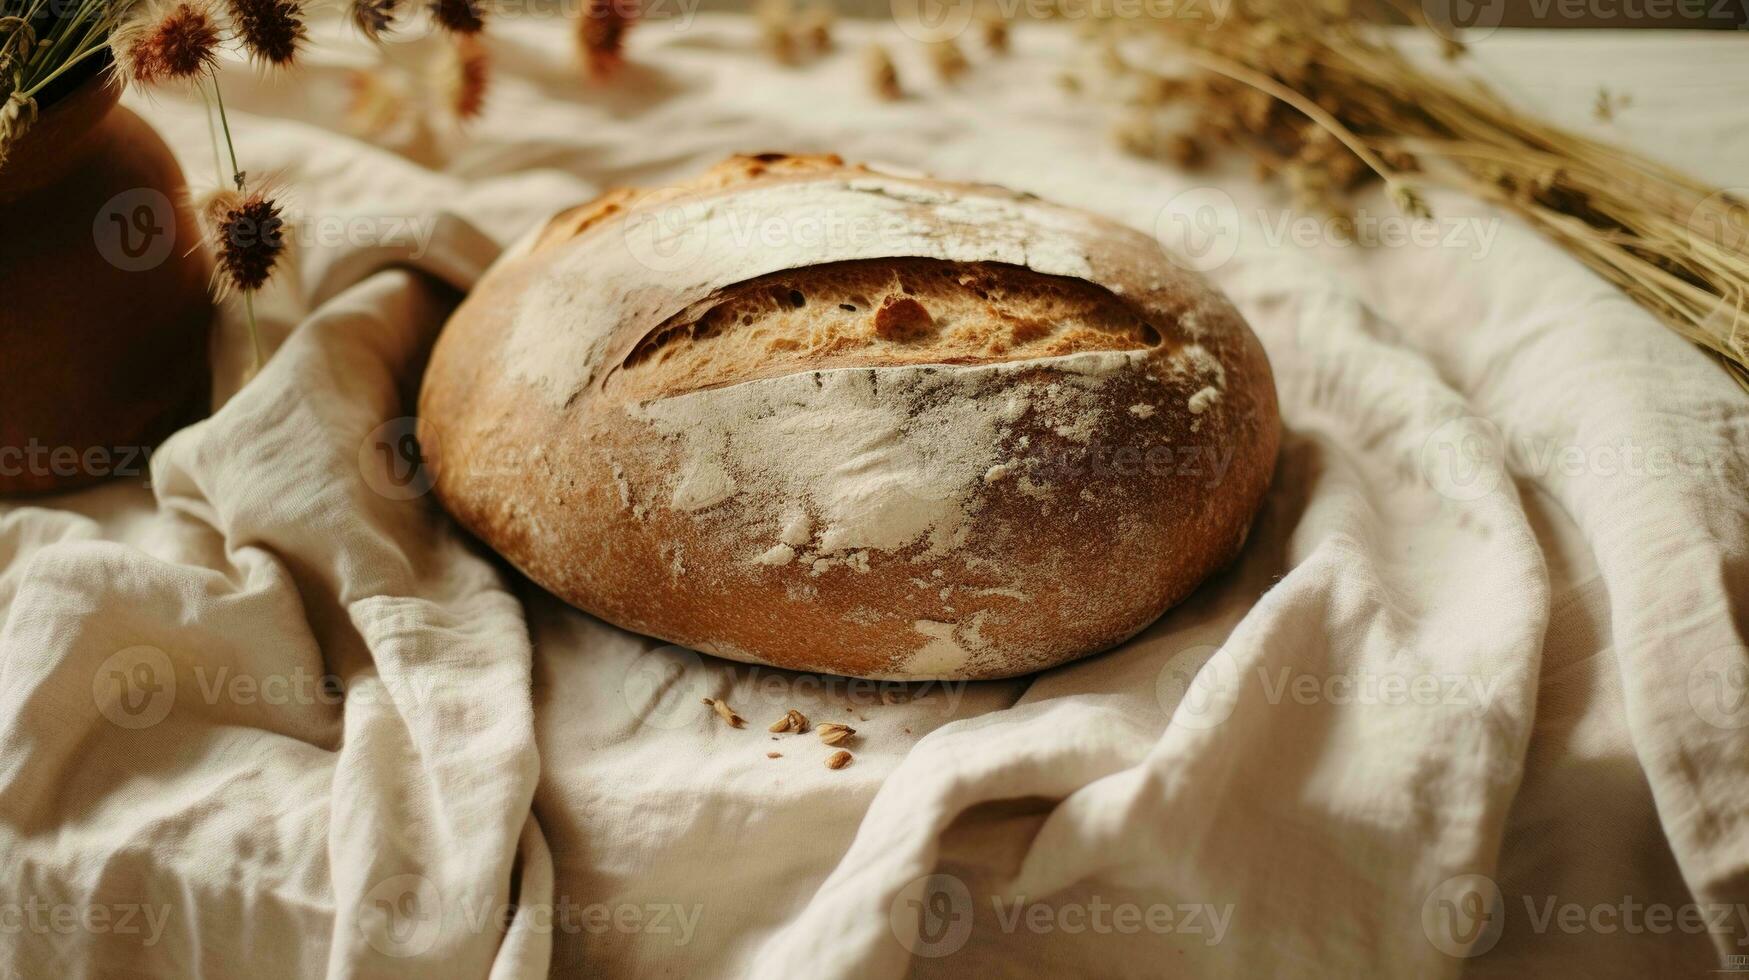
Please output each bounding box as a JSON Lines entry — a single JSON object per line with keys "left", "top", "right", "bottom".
{"left": 1, "top": 16, "right": 1746, "bottom": 978}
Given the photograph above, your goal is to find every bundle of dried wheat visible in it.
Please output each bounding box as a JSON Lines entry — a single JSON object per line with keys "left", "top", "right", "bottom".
{"left": 1088, "top": 1, "right": 1748, "bottom": 386}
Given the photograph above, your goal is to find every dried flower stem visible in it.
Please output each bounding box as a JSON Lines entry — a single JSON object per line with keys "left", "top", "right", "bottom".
{"left": 1166, "top": 45, "right": 1422, "bottom": 215}
{"left": 204, "top": 75, "right": 267, "bottom": 372}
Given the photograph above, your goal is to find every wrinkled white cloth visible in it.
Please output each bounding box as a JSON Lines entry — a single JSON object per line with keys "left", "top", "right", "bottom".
{"left": 2, "top": 16, "right": 1746, "bottom": 979}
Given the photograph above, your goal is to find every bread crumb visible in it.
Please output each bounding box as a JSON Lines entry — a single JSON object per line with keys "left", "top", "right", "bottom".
{"left": 865, "top": 44, "right": 901, "bottom": 101}
{"left": 1128, "top": 403, "right": 1156, "bottom": 419}
{"left": 702, "top": 698, "right": 745, "bottom": 728}
{"left": 926, "top": 39, "right": 968, "bottom": 82}
{"left": 826, "top": 750, "right": 853, "bottom": 769}
{"left": 1188, "top": 386, "right": 1220, "bottom": 414}
{"left": 769, "top": 709, "right": 810, "bottom": 733}
{"left": 767, "top": 751, "right": 783, "bottom": 758}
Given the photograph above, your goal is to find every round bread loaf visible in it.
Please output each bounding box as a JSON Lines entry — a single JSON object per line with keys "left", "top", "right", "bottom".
{"left": 418, "top": 154, "right": 1279, "bottom": 680}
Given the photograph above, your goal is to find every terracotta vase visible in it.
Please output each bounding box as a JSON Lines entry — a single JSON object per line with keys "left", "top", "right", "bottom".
{"left": 0, "top": 71, "right": 214, "bottom": 496}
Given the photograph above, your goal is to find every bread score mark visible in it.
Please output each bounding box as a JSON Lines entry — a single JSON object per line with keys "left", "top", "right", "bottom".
{"left": 502, "top": 174, "right": 1222, "bottom": 408}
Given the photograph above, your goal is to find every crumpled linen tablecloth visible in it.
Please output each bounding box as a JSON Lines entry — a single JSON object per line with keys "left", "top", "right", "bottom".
{"left": 2, "top": 16, "right": 1747, "bottom": 979}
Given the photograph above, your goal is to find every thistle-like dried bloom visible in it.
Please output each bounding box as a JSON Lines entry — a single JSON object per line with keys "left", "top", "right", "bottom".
{"left": 864, "top": 43, "right": 899, "bottom": 101}
{"left": 201, "top": 187, "right": 287, "bottom": 295}
{"left": 430, "top": 0, "right": 485, "bottom": 35}
{"left": 227, "top": 0, "right": 308, "bottom": 68}
{"left": 924, "top": 38, "right": 967, "bottom": 83}
{"left": 980, "top": 10, "right": 1008, "bottom": 55}
{"left": 442, "top": 33, "right": 490, "bottom": 121}
{"left": 352, "top": 0, "right": 402, "bottom": 42}
{"left": 798, "top": 3, "right": 832, "bottom": 54}
{"left": 343, "top": 67, "right": 408, "bottom": 134}
{"left": 754, "top": 0, "right": 794, "bottom": 64}
{"left": 113, "top": 0, "right": 223, "bottom": 86}
{"left": 761, "top": 22, "right": 796, "bottom": 66}
{"left": 579, "top": 0, "right": 637, "bottom": 80}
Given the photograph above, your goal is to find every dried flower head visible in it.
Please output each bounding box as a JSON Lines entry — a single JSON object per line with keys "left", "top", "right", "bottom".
{"left": 352, "top": 0, "right": 403, "bottom": 42}
{"left": 798, "top": 3, "right": 832, "bottom": 54}
{"left": 441, "top": 32, "right": 490, "bottom": 121}
{"left": 579, "top": 0, "right": 638, "bottom": 80}
{"left": 113, "top": 0, "right": 223, "bottom": 86}
{"left": 925, "top": 38, "right": 968, "bottom": 83}
{"left": 344, "top": 67, "right": 408, "bottom": 134}
{"left": 981, "top": 10, "right": 1008, "bottom": 54}
{"left": 864, "top": 43, "right": 900, "bottom": 101}
{"left": 431, "top": 0, "right": 485, "bottom": 35}
{"left": 228, "top": 0, "right": 308, "bottom": 68}
{"left": 755, "top": 0, "right": 797, "bottom": 65}
{"left": 763, "top": 22, "right": 796, "bottom": 66}
{"left": 201, "top": 186, "right": 287, "bottom": 296}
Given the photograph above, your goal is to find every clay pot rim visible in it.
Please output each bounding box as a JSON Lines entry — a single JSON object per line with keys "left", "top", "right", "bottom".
{"left": 1, "top": 72, "right": 125, "bottom": 196}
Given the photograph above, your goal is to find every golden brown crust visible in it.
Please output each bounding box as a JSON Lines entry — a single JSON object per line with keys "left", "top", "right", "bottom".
{"left": 419, "top": 154, "right": 1280, "bottom": 679}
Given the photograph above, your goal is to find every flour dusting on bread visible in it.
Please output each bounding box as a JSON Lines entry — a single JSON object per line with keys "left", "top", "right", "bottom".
{"left": 630, "top": 349, "right": 1146, "bottom": 567}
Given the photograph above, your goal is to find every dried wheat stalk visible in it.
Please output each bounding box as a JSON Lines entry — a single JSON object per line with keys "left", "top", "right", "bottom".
{"left": 1092, "top": 1, "right": 1748, "bottom": 388}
